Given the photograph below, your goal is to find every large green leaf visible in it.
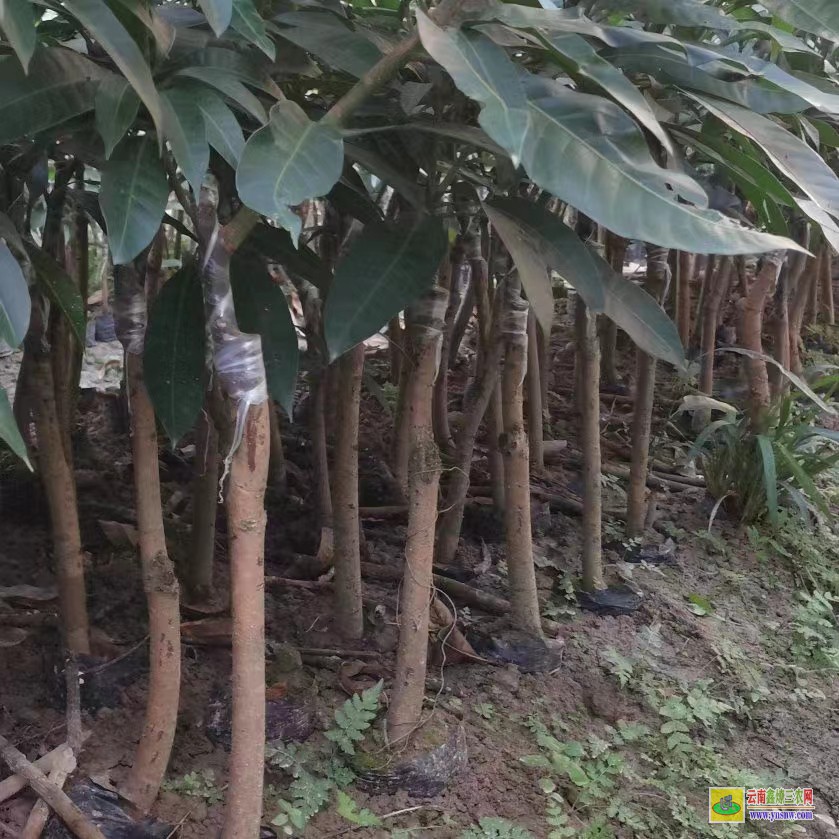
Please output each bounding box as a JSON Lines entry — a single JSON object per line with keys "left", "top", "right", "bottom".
{"left": 100, "top": 136, "right": 170, "bottom": 264}
{"left": 756, "top": 435, "right": 779, "bottom": 526}
{"left": 0, "top": 386, "right": 30, "bottom": 468}
{"left": 198, "top": 0, "right": 232, "bottom": 36}
{"left": 63, "top": 0, "right": 163, "bottom": 132}
{"left": 144, "top": 263, "right": 207, "bottom": 445}
{"left": 0, "top": 241, "right": 29, "bottom": 348}
{"left": 231, "top": 251, "right": 298, "bottom": 416}
{"left": 236, "top": 101, "right": 343, "bottom": 240}
{"left": 161, "top": 86, "right": 209, "bottom": 195}
{"left": 343, "top": 143, "right": 426, "bottom": 210}
{"left": 324, "top": 216, "right": 448, "bottom": 360}
{"left": 195, "top": 89, "right": 245, "bottom": 169}
{"left": 274, "top": 11, "right": 383, "bottom": 78}
{"left": 417, "top": 9, "right": 528, "bottom": 164}
{"left": 485, "top": 197, "right": 686, "bottom": 369}
{"left": 758, "top": 0, "right": 839, "bottom": 42}
{"left": 231, "top": 0, "right": 275, "bottom": 59}
{"left": 0, "top": 48, "right": 106, "bottom": 144}
{"left": 246, "top": 224, "right": 332, "bottom": 290}
{"left": 23, "top": 243, "right": 85, "bottom": 345}
{"left": 175, "top": 67, "right": 268, "bottom": 125}
{"left": 0, "top": 0, "right": 36, "bottom": 71}
{"left": 591, "top": 0, "right": 739, "bottom": 29}
{"left": 794, "top": 198, "right": 839, "bottom": 252}
{"left": 95, "top": 75, "right": 140, "bottom": 159}
{"left": 691, "top": 95, "right": 839, "bottom": 219}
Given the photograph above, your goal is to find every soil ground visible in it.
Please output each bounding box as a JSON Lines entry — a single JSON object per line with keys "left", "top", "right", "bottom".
{"left": 2, "top": 309, "right": 839, "bottom": 838}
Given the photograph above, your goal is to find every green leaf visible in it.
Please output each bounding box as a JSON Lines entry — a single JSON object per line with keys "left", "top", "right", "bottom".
{"left": 246, "top": 223, "right": 332, "bottom": 290}
{"left": 100, "top": 136, "right": 170, "bottom": 265}
{"left": 776, "top": 441, "right": 829, "bottom": 514}
{"left": 231, "top": 251, "right": 298, "bottom": 416}
{"left": 0, "top": 0, "right": 37, "bottom": 71}
{"left": 0, "top": 241, "right": 30, "bottom": 348}
{"left": 686, "top": 593, "right": 714, "bottom": 616}
{"left": 758, "top": 0, "right": 839, "bottom": 42}
{"left": 0, "top": 48, "right": 106, "bottom": 144}
{"left": 485, "top": 198, "right": 685, "bottom": 369}
{"left": 175, "top": 67, "right": 268, "bottom": 125}
{"left": 344, "top": 143, "right": 426, "bottom": 210}
{"left": 95, "top": 75, "right": 140, "bottom": 159}
{"left": 336, "top": 791, "right": 381, "bottom": 827}
{"left": 274, "top": 11, "right": 383, "bottom": 78}
{"left": 161, "top": 86, "right": 210, "bottom": 196}
{"left": 144, "top": 263, "right": 207, "bottom": 444}
{"left": 756, "top": 434, "right": 779, "bottom": 525}
{"left": 195, "top": 90, "right": 245, "bottom": 169}
{"left": 23, "top": 243, "right": 85, "bottom": 345}
{"left": 592, "top": 0, "right": 739, "bottom": 30}
{"left": 324, "top": 216, "right": 448, "bottom": 360}
{"left": 660, "top": 720, "right": 689, "bottom": 734}
{"left": 0, "top": 386, "right": 30, "bottom": 468}
{"left": 691, "top": 95, "right": 839, "bottom": 219}
{"left": 63, "top": 0, "right": 164, "bottom": 132}
{"left": 198, "top": 0, "right": 232, "bottom": 36}
{"left": 236, "top": 101, "right": 343, "bottom": 239}
{"left": 793, "top": 198, "right": 839, "bottom": 253}
{"left": 231, "top": 0, "right": 275, "bottom": 60}
{"left": 417, "top": 10, "right": 528, "bottom": 164}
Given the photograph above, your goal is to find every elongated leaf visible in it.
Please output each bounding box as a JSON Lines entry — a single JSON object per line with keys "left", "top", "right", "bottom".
{"left": 0, "top": 241, "right": 29, "bottom": 348}
{"left": 0, "top": 386, "right": 30, "bottom": 468}
{"left": 23, "top": 243, "right": 85, "bottom": 345}
{"left": 100, "top": 137, "right": 170, "bottom": 264}
{"left": 758, "top": 0, "right": 839, "bottom": 42}
{"left": 692, "top": 95, "right": 839, "bottom": 219}
{"left": 95, "top": 75, "right": 140, "bottom": 159}
{"left": 198, "top": 0, "right": 232, "bottom": 36}
{"left": 246, "top": 224, "right": 332, "bottom": 290}
{"left": 194, "top": 90, "right": 245, "bottom": 169}
{"left": 1, "top": 0, "right": 36, "bottom": 70}
{"left": 592, "top": 0, "right": 738, "bottom": 29}
{"left": 324, "top": 216, "right": 448, "bottom": 359}
{"left": 161, "top": 87, "right": 209, "bottom": 196}
{"left": 539, "top": 32, "right": 674, "bottom": 155}
{"left": 417, "top": 9, "right": 528, "bottom": 164}
{"left": 485, "top": 197, "right": 685, "bottom": 368}
{"left": 231, "top": 252, "right": 298, "bottom": 416}
{"left": 144, "top": 264, "right": 207, "bottom": 444}
{"left": 175, "top": 67, "right": 267, "bottom": 125}
{"left": 776, "top": 441, "right": 828, "bottom": 514}
{"left": 794, "top": 198, "right": 839, "bottom": 253}
{"left": 236, "top": 101, "right": 343, "bottom": 239}
{"left": 63, "top": 0, "right": 163, "bottom": 132}
{"left": 756, "top": 434, "right": 779, "bottom": 525}
{"left": 274, "top": 11, "right": 383, "bottom": 78}
{"left": 231, "top": 0, "right": 275, "bottom": 59}
{"left": 0, "top": 48, "right": 106, "bottom": 144}
{"left": 344, "top": 143, "right": 426, "bottom": 210}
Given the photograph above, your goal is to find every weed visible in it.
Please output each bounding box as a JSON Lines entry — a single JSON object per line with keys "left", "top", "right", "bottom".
{"left": 162, "top": 769, "right": 224, "bottom": 805}
{"left": 791, "top": 590, "right": 839, "bottom": 669}
{"left": 460, "top": 817, "right": 536, "bottom": 839}
{"left": 473, "top": 702, "right": 496, "bottom": 720}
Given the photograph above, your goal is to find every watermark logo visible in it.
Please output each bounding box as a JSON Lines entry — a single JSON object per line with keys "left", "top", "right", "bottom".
{"left": 709, "top": 788, "right": 745, "bottom": 823}
{"left": 709, "top": 787, "right": 815, "bottom": 823}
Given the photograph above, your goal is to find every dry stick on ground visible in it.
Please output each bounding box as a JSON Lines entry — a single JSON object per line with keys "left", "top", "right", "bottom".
{"left": 739, "top": 251, "right": 786, "bottom": 430}
{"left": 500, "top": 281, "right": 543, "bottom": 636}
{"left": 575, "top": 295, "right": 604, "bottom": 591}
{"left": 435, "top": 282, "right": 505, "bottom": 566}
{"left": 186, "top": 406, "right": 220, "bottom": 604}
{"left": 821, "top": 245, "right": 835, "bottom": 325}
{"left": 789, "top": 248, "right": 819, "bottom": 375}
{"left": 331, "top": 342, "right": 365, "bottom": 639}
{"left": 526, "top": 310, "right": 545, "bottom": 472}
{"left": 387, "top": 287, "right": 448, "bottom": 744}
{"left": 198, "top": 187, "right": 271, "bottom": 839}
{"left": 432, "top": 250, "right": 456, "bottom": 458}
{"left": 20, "top": 746, "right": 76, "bottom": 839}
{"left": 114, "top": 247, "right": 182, "bottom": 813}
{"left": 0, "top": 736, "right": 105, "bottom": 839}
{"left": 626, "top": 245, "right": 671, "bottom": 536}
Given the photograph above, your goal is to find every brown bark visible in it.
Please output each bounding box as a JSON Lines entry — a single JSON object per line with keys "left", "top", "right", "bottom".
{"left": 187, "top": 408, "right": 219, "bottom": 604}
{"left": 448, "top": 267, "right": 474, "bottom": 367}
{"left": 626, "top": 351, "right": 656, "bottom": 538}
{"left": 268, "top": 402, "right": 287, "bottom": 492}
{"left": 676, "top": 252, "right": 695, "bottom": 347}
{"left": 388, "top": 315, "right": 403, "bottom": 385}
{"left": 526, "top": 310, "right": 544, "bottom": 472}
{"left": 790, "top": 250, "right": 819, "bottom": 375}
{"left": 21, "top": 733, "right": 75, "bottom": 839}
{"left": 575, "top": 296, "right": 604, "bottom": 592}
{"left": 821, "top": 247, "right": 834, "bottom": 325}
{"left": 500, "top": 284, "right": 542, "bottom": 635}
{"left": 432, "top": 253, "right": 457, "bottom": 458}
{"left": 739, "top": 251, "right": 785, "bottom": 429}
{"left": 807, "top": 248, "right": 820, "bottom": 325}
{"left": 387, "top": 287, "right": 447, "bottom": 745}
{"left": 331, "top": 343, "right": 365, "bottom": 639}
{"left": 311, "top": 368, "right": 334, "bottom": 558}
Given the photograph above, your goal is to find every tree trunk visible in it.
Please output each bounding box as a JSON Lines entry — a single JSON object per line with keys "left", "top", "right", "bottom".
{"left": 500, "top": 283, "right": 542, "bottom": 635}
{"left": 331, "top": 343, "right": 365, "bottom": 639}
{"left": 388, "top": 315, "right": 403, "bottom": 386}
{"left": 739, "top": 251, "right": 785, "bottom": 429}
{"left": 575, "top": 296, "right": 604, "bottom": 592}
{"left": 696, "top": 256, "right": 734, "bottom": 426}
{"left": 448, "top": 267, "right": 474, "bottom": 368}
{"left": 432, "top": 253, "right": 457, "bottom": 458}
{"left": 187, "top": 407, "right": 219, "bottom": 604}
{"left": 525, "top": 310, "right": 544, "bottom": 473}
{"left": 311, "top": 368, "right": 334, "bottom": 559}
{"left": 820, "top": 247, "right": 834, "bottom": 325}
{"left": 676, "top": 252, "right": 695, "bottom": 347}
{"left": 387, "top": 287, "right": 448, "bottom": 745}
{"left": 626, "top": 351, "right": 656, "bottom": 538}
{"left": 790, "top": 249, "right": 818, "bottom": 375}
{"left": 268, "top": 402, "right": 287, "bottom": 492}
{"left": 199, "top": 189, "right": 270, "bottom": 839}
{"left": 807, "top": 249, "right": 820, "bottom": 325}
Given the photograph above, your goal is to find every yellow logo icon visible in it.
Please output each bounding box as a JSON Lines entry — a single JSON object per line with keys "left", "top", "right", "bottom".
{"left": 709, "top": 788, "right": 745, "bottom": 823}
